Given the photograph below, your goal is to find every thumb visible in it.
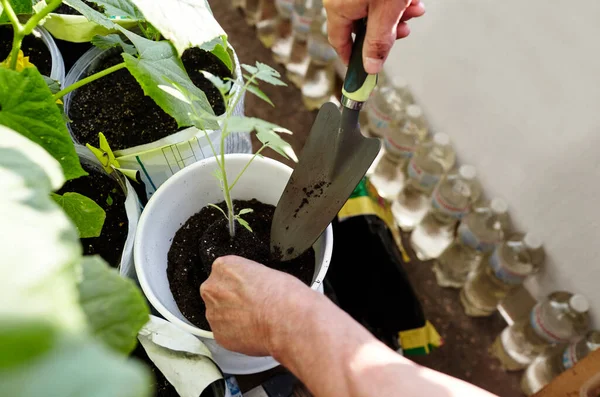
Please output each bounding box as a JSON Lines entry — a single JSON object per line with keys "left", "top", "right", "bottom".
{"left": 363, "top": 0, "right": 410, "bottom": 74}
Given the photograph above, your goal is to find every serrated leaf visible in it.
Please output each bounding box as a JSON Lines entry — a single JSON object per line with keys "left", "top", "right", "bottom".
{"left": 201, "top": 70, "right": 230, "bottom": 95}
{"left": 78, "top": 256, "right": 150, "bottom": 354}
{"left": 246, "top": 84, "right": 273, "bottom": 106}
{"left": 91, "top": 33, "right": 137, "bottom": 55}
{"left": 252, "top": 62, "right": 286, "bottom": 86}
{"left": 241, "top": 64, "right": 257, "bottom": 75}
{"left": 51, "top": 192, "right": 106, "bottom": 238}
{"left": 207, "top": 203, "right": 227, "bottom": 218}
{"left": 87, "top": 0, "right": 143, "bottom": 19}
{"left": 237, "top": 208, "right": 253, "bottom": 215}
{"left": 128, "top": 0, "right": 226, "bottom": 56}
{"left": 63, "top": 0, "right": 118, "bottom": 29}
{"left": 0, "top": 67, "right": 86, "bottom": 180}
{"left": 236, "top": 217, "right": 252, "bottom": 232}
{"left": 118, "top": 28, "right": 218, "bottom": 130}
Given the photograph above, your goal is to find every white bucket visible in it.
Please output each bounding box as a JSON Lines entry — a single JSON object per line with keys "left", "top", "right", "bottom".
{"left": 134, "top": 154, "right": 333, "bottom": 374}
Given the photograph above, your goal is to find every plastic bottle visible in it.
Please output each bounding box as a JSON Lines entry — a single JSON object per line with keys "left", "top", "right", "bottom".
{"left": 366, "top": 75, "right": 415, "bottom": 138}
{"left": 231, "top": 0, "right": 245, "bottom": 9}
{"left": 460, "top": 232, "right": 544, "bottom": 317}
{"left": 391, "top": 133, "right": 455, "bottom": 231}
{"left": 271, "top": 0, "right": 295, "bottom": 64}
{"left": 433, "top": 198, "right": 509, "bottom": 287}
{"left": 255, "top": 0, "right": 278, "bottom": 48}
{"left": 369, "top": 105, "right": 428, "bottom": 200}
{"left": 491, "top": 291, "right": 591, "bottom": 371}
{"left": 286, "top": 0, "right": 322, "bottom": 88}
{"left": 301, "top": 10, "right": 337, "bottom": 110}
{"left": 244, "top": 0, "right": 262, "bottom": 25}
{"left": 410, "top": 165, "right": 481, "bottom": 260}
{"left": 360, "top": 70, "right": 389, "bottom": 137}
{"left": 521, "top": 331, "right": 600, "bottom": 395}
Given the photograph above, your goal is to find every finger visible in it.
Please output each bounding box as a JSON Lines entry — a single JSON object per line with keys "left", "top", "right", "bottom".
{"left": 364, "top": 0, "right": 410, "bottom": 74}
{"left": 396, "top": 22, "right": 411, "bottom": 39}
{"left": 400, "top": 2, "right": 426, "bottom": 22}
{"left": 326, "top": 13, "right": 354, "bottom": 65}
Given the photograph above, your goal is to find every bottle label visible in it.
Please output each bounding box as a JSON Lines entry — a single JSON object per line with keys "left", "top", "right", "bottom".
{"left": 407, "top": 159, "right": 440, "bottom": 190}
{"left": 431, "top": 188, "right": 470, "bottom": 220}
{"left": 366, "top": 102, "right": 392, "bottom": 135}
{"left": 383, "top": 137, "right": 415, "bottom": 159}
{"left": 292, "top": 12, "right": 313, "bottom": 35}
{"left": 561, "top": 344, "right": 579, "bottom": 370}
{"left": 307, "top": 38, "right": 337, "bottom": 63}
{"left": 457, "top": 223, "right": 496, "bottom": 252}
{"left": 488, "top": 248, "right": 528, "bottom": 285}
{"left": 530, "top": 303, "right": 571, "bottom": 344}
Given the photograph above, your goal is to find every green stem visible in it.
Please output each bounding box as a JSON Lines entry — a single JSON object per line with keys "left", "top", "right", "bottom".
{"left": 54, "top": 62, "right": 126, "bottom": 100}
{"left": 229, "top": 144, "right": 267, "bottom": 191}
{"left": 8, "top": 34, "right": 23, "bottom": 70}
{"left": 220, "top": 116, "right": 236, "bottom": 237}
{"left": 0, "top": 0, "right": 22, "bottom": 31}
{"left": 22, "top": 0, "right": 63, "bottom": 36}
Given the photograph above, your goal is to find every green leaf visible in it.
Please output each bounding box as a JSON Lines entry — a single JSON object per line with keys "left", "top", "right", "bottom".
{"left": 106, "top": 194, "right": 113, "bottom": 205}
{"left": 51, "top": 192, "right": 106, "bottom": 238}
{"left": 0, "top": 66, "right": 86, "bottom": 180}
{"left": 42, "top": 75, "right": 61, "bottom": 95}
{"left": 237, "top": 208, "right": 253, "bottom": 216}
{"left": 207, "top": 203, "right": 227, "bottom": 218}
{"left": 87, "top": 0, "right": 143, "bottom": 19}
{"left": 201, "top": 70, "right": 230, "bottom": 95}
{"left": 63, "top": 0, "right": 118, "bottom": 29}
{"left": 0, "top": 0, "right": 32, "bottom": 24}
{"left": 78, "top": 256, "right": 150, "bottom": 354}
{"left": 91, "top": 33, "right": 137, "bottom": 55}
{"left": 0, "top": 322, "right": 151, "bottom": 397}
{"left": 246, "top": 84, "right": 274, "bottom": 106}
{"left": 209, "top": 41, "right": 232, "bottom": 71}
{"left": 119, "top": 28, "right": 218, "bottom": 130}
{"left": 129, "top": 0, "right": 226, "bottom": 56}
{"left": 243, "top": 62, "right": 286, "bottom": 86}
{"left": 236, "top": 216, "right": 252, "bottom": 232}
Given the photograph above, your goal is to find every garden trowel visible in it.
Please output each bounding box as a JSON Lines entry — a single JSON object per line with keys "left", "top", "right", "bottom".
{"left": 271, "top": 20, "right": 381, "bottom": 261}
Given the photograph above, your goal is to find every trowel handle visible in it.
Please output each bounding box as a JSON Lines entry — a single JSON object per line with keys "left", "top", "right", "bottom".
{"left": 341, "top": 19, "right": 378, "bottom": 106}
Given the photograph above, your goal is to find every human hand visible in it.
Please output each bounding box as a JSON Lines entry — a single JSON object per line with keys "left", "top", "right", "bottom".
{"left": 200, "top": 255, "right": 316, "bottom": 356}
{"left": 324, "top": 0, "right": 426, "bottom": 74}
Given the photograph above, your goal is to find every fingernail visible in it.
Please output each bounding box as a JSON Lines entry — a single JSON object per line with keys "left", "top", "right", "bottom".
{"left": 365, "top": 57, "right": 384, "bottom": 74}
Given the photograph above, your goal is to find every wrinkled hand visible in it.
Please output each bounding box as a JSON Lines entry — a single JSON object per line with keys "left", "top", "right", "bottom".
{"left": 324, "top": 0, "right": 426, "bottom": 74}
{"left": 200, "top": 255, "right": 314, "bottom": 356}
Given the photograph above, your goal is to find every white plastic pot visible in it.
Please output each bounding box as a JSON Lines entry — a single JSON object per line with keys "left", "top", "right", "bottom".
{"left": 42, "top": 13, "right": 138, "bottom": 43}
{"left": 134, "top": 154, "right": 334, "bottom": 374}
{"left": 63, "top": 46, "right": 252, "bottom": 200}
{"left": 36, "top": 26, "right": 66, "bottom": 84}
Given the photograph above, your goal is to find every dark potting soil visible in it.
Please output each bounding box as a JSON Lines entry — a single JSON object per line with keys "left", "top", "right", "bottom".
{"left": 68, "top": 47, "right": 231, "bottom": 150}
{"left": 0, "top": 25, "right": 52, "bottom": 77}
{"left": 57, "top": 163, "right": 128, "bottom": 267}
{"left": 167, "top": 199, "right": 316, "bottom": 330}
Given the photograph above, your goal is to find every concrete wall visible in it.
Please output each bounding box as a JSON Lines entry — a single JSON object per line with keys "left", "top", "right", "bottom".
{"left": 385, "top": 0, "right": 600, "bottom": 323}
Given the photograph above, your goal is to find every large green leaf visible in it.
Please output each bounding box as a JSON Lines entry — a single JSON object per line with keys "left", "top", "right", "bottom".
{"left": 0, "top": 127, "right": 84, "bottom": 331}
{"left": 88, "top": 0, "right": 143, "bottom": 19}
{"left": 0, "top": 321, "right": 151, "bottom": 397}
{"left": 129, "top": 0, "right": 226, "bottom": 56}
{"left": 0, "top": 0, "right": 33, "bottom": 24}
{"left": 51, "top": 192, "right": 106, "bottom": 238}
{"left": 78, "top": 256, "right": 150, "bottom": 354}
{"left": 227, "top": 116, "right": 298, "bottom": 161}
{"left": 0, "top": 67, "right": 86, "bottom": 180}
{"left": 63, "top": 0, "right": 118, "bottom": 29}
{"left": 119, "top": 29, "right": 218, "bottom": 129}
{"left": 92, "top": 33, "right": 137, "bottom": 55}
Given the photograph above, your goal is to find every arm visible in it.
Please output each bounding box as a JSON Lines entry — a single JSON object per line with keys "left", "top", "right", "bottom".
{"left": 201, "top": 256, "right": 497, "bottom": 397}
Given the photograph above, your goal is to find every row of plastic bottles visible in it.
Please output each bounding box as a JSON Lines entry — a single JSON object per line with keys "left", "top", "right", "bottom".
{"left": 233, "top": 0, "right": 338, "bottom": 110}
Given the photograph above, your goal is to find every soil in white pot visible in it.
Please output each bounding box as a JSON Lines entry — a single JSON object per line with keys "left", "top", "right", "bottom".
{"left": 0, "top": 26, "right": 52, "bottom": 76}
{"left": 57, "top": 163, "right": 128, "bottom": 267}
{"left": 168, "top": 199, "right": 316, "bottom": 330}
{"left": 68, "top": 48, "right": 231, "bottom": 150}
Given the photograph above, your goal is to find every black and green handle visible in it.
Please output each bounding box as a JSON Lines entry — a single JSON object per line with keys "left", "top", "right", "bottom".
{"left": 342, "top": 19, "right": 378, "bottom": 104}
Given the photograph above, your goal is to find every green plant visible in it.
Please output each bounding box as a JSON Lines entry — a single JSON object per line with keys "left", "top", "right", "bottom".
{"left": 0, "top": 126, "right": 151, "bottom": 396}
{"left": 163, "top": 62, "right": 297, "bottom": 237}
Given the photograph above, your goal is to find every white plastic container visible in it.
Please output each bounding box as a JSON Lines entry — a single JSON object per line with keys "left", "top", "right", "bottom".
{"left": 36, "top": 26, "right": 65, "bottom": 84}
{"left": 134, "top": 154, "right": 334, "bottom": 374}
{"left": 63, "top": 45, "right": 252, "bottom": 199}
{"left": 42, "top": 12, "right": 138, "bottom": 43}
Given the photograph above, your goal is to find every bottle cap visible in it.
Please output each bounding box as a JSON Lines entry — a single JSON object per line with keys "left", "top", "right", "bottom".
{"left": 523, "top": 233, "right": 543, "bottom": 250}
{"left": 433, "top": 132, "right": 450, "bottom": 146}
{"left": 490, "top": 198, "right": 509, "bottom": 214}
{"left": 405, "top": 104, "right": 423, "bottom": 120}
{"left": 569, "top": 294, "right": 590, "bottom": 313}
{"left": 391, "top": 75, "right": 409, "bottom": 90}
{"left": 459, "top": 164, "right": 477, "bottom": 180}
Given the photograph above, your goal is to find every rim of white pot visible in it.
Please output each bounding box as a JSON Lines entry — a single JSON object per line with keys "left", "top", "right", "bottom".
{"left": 135, "top": 154, "right": 333, "bottom": 339}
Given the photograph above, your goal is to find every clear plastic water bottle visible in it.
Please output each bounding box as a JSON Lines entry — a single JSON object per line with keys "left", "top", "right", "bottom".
{"left": 521, "top": 330, "right": 600, "bottom": 395}
{"left": 360, "top": 71, "right": 389, "bottom": 137}
{"left": 410, "top": 164, "right": 481, "bottom": 260}
{"left": 366, "top": 75, "right": 414, "bottom": 138}
{"left": 491, "top": 291, "right": 591, "bottom": 371}
{"left": 271, "top": 0, "right": 295, "bottom": 64}
{"left": 460, "top": 232, "right": 544, "bottom": 317}
{"left": 369, "top": 105, "right": 428, "bottom": 200}
{"left": 244, "top": 0, "right": 262, "bottom": 25}
{"left": 285, "top": 0, "right": 322, "bottom": 87}
{"left": 256, "top": 0, "right": 278, "bottom": 48}
{"left": 301, "top": 11, "right": 336, "bottom": 110}
{"left": 433, "top": 198, "right": 510, "bottom": 288}
{"left": 391, "top": 133, "right": 455, "bottom": 232}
